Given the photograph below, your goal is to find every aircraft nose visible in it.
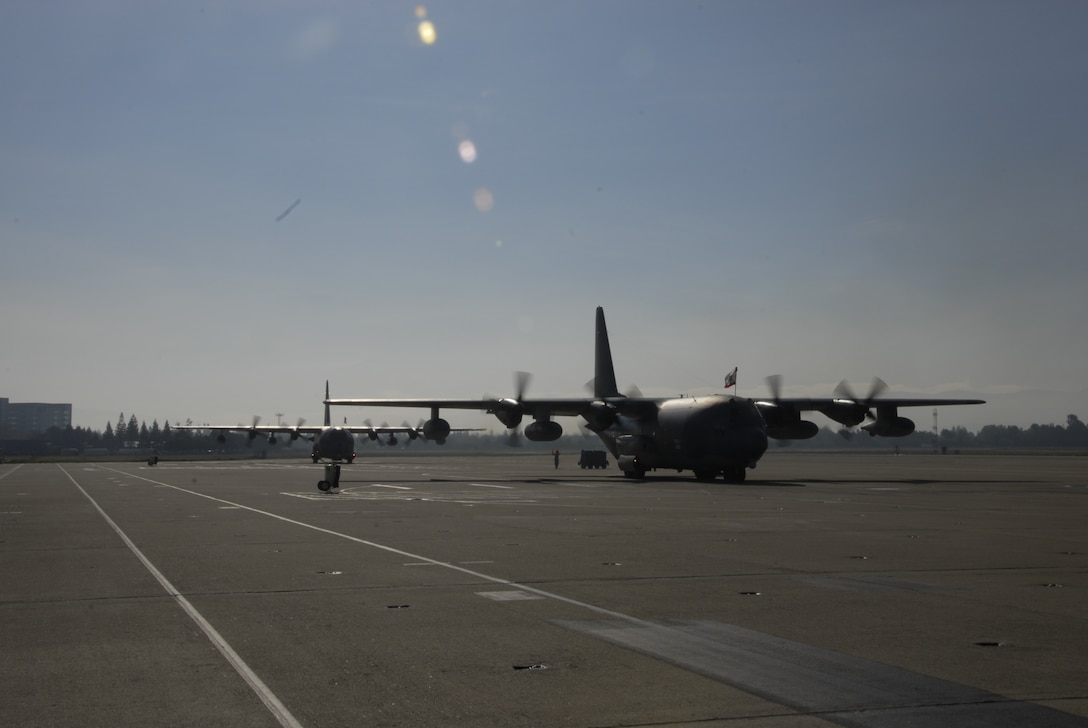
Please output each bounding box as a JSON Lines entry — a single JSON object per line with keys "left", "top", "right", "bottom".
{"left": 734, "top": 426, "right": 768, "bottom": 461}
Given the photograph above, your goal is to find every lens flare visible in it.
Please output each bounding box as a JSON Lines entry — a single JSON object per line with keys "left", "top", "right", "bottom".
{"left": 458, "top": 140, "right": 477, "bottom": 163}
{"left": 418, "top": 20, "right": 436, "bottom": 45}
{"left": 473, "top": 187, "right": 494, "bottom": 212}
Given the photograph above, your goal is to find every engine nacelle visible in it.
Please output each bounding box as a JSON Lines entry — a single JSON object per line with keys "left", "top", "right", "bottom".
{"left": 491, "top": 399, "right": 524, "bottom": 429}
{"left": 386, "top": 434, "right": 398, "bottom": 446}
{"left": 582, "top": 402, "right": 617, "bottom": 431}
{"left": 367, "top": 431, "right": 379, "bottom": 441}
{"left": 862, "top": 416, "right": 915, "bottom": 437}
{"left": 821, "top": 401, "right": 869, "bottom": 427}
{"left": 267, "top": 435, "right": 277, "bottom": 445}
{"left": 422, "top": 418, "right": 451, "bottom": 444}
{"left": 524, "top": 420, "right": 563, "bottom": 441}
{"left": 766, "top": 420, "right": 819, "bottom": 440}
{"left": 216, "top": 433, "right": 227, "bottom": 444}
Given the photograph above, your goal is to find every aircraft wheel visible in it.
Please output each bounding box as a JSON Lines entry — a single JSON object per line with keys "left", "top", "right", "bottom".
{"left": 318, "top": 480, "right": 331, "bottom": 492}
{"left": 723, "top": 467, "right": 746, "bottom": 483}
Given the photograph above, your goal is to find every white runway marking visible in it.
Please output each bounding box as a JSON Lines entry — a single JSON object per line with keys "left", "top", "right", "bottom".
{"left": 281, "top": 488, "right": 539, "bottom": 505}
{"left": 60, "top": 466, "right": 303, "bottom": 728}
{"left": 0, "top": 465, "right": 24, "bottom": 480}
{"left": 477, "top": 590, "right": 545, "bottom": 601}
{"left": 104, "top": 466, "right": 642, "bottom": 622}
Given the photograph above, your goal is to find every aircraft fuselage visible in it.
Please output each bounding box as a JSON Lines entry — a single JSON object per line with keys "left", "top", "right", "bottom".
{"left": 312, "top": 426, "right": 356, "bottom": 463}
{"left": 598, "top": 395, "right": 768, "bottom": 481}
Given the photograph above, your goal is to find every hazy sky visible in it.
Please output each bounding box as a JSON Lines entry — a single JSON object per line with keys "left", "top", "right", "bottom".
{"left": 3, "top": 1, "right": 1086, "bottom": 434}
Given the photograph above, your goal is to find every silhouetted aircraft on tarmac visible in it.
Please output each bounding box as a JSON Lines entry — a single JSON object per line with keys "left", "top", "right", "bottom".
{"left": 325, "top": 307, "right": 985, "bottom": 482}
{"left": 175, "top": 382, "right": 476, "bottom": 491}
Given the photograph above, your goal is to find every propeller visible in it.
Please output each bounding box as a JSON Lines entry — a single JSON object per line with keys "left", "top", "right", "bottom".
{"left": 501, "top": 372, "right": 531, "bottom": 446}
{"left": 514, "top": 370, "right": 531, "bottom": 400}
{"left": 581, "top": 378, "right": 641, "bottom": 432}
{"left": 486, "top": 371, "right": 531, "bottom": 433}
{"left": 288, "top": 418, "right": 307, "bottom": 445}
{"left": 246, "top": 415, "right": 261, "bottom": 445}
{"left": 382, "top": 423, "right": 397, "bottom": 446}
{"left": 765, "top": 374, "right": 784, "bottom": 402}
{"left": 583, "top": 379, "right": 642, "bottom": 398}
{"left": 834, "top": 377, "right": 888, "bottom": 404}
{"left": 832, "top": 377, "right": 888, "bottom": 429}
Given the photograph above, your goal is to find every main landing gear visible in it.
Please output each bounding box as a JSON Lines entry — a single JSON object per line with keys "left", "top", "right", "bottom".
{"left": 693, "top": 467, "right": 747, "bottom": 483}
{"left": 318, "top": 463, "right": 342, "bottom": 492}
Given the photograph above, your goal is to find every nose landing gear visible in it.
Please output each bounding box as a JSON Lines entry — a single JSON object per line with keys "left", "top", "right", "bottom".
{"left": 317, "top": 463, "right": 342, "bottom": 492}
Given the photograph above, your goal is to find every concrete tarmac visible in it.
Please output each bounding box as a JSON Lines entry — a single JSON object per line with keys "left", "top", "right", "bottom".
{"left": 2, "top": 452, "right": 1086, "bottom": 727}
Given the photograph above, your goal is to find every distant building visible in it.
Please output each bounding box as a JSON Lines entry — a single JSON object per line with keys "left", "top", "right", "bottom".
{"left": 0, "top": 397, "right": 73, "bottom": 437}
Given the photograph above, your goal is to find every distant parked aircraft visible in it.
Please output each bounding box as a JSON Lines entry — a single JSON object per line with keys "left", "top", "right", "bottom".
{"left": 175, "top": 382, "right": 476, "bottom": 491}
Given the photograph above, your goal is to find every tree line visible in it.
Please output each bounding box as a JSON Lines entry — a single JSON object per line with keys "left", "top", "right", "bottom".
{"left": 7, "top": 412, "right": 1088, "bottom": 456}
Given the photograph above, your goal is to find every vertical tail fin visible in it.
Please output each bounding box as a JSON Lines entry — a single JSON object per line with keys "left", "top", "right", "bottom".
{"left": 324, "top": 380, "right": 331, "bottom": 427}
{"left": 594, "top": 307, "right": 621, "bottom": 398}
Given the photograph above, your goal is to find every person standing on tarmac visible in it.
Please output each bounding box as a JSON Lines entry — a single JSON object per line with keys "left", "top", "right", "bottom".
{"left": 552, "top": 449, "right": 560, "bottom": 469}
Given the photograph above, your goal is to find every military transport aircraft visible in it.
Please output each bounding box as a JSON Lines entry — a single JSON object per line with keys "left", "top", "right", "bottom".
{"left": 175, "top": 382, "right": 475, "bottom": 491}
{"left": 325, "top": 307, "right": 985, "bottom": 483}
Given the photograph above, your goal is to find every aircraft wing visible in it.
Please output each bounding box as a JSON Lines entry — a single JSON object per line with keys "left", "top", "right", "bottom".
{"left": 325, "top": 398, "right": 494, "bottom": 411}
{"left": 325, "top": 396, "right": 667, "bottom": 422}
{"left": 172, "top": 424, "right": 324, "bottom": 435}
{"left": 754, "top": 394, "right": 985, "bottom": 438}
{"left": 173, "top": 422, "right": 474, "bottom": 437}
{"left": 171, "top": 423, "right": 326, "bottom": 445}
{"left": 755, "top": 397, "right": 986, "bottom": 411}
{"left": 340, "top": 422, "right": 482, "bottom": 436}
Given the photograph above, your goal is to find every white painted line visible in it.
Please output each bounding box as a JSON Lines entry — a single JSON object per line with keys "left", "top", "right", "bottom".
{"left": 59, "top": 466, "right": 303, "bottom": 728}
{"left": 371, "top": 483, "right": 411, "bottom": 490}
{"left": 477, "top": 590, "right": 545, "bottom": 602}
{"left": 0, "top": 465, "right": 24, "bottom": 481}
{"left": 101, "top": 467, "right": 673, "bottom": 625}
{"left": 467, "top": 482, "right": 514, "bottom": 489}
